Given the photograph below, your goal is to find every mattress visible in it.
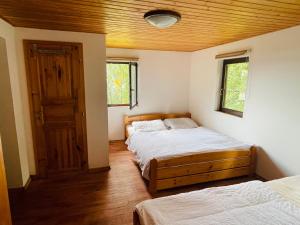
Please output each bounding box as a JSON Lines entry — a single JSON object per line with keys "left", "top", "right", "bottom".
{"left": 135, "top": 176, "right": 300, "bottom": 225}
{"left": 126, "top": 127, "right": 250, "bottom": 179}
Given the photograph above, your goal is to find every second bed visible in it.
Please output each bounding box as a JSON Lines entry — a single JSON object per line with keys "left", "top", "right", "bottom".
{"left": 134, "top": 176, "right": 300, "bottom": 225}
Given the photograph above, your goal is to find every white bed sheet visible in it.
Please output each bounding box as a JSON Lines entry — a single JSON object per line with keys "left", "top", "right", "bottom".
{"left": 136, "top": 177, "right": 300, "bottom": 225}
{"left": 126, "top": 127, "right": 250, "bottom": 179}
{"left": 267, "top": 175, "right": 300, "bottom": 207}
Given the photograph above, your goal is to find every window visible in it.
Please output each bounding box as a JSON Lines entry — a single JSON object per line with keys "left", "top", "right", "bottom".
{"left": 219, "top": 57, "right": 249, "bottom": 117}
{"left": 106, "top": 62, "right": 138, "bottom": 109}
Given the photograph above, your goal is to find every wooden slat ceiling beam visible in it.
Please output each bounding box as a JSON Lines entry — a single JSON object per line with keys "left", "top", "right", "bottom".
{"left": 0, "top": 0, "right": 300, "bottom": 51}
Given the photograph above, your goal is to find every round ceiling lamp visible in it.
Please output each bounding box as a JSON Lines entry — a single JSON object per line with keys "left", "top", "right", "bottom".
{"left": 144, "top": 10, "right": 181, "bottom": 29}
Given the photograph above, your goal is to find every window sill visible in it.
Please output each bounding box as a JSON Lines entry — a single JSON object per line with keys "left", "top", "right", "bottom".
{"left": 107, "top": 104, "right": 130, "bottom": 107}
{"left": 216, "top": 109, "right": 243, "bottom": 118}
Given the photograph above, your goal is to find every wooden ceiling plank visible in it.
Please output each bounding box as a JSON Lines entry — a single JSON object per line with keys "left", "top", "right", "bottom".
{"left": 0, "top": 0, "right": 300, "bottom": 51}
{"left": 1, "top": 8, "right": 292, "bottom": 33}
{"left": 0, "top": 3, "right": 297, "bottom": 30}
{"left": 9, "top": 17, "right": 268, "bottom": 42}
{"left": 7, "top": 18, "right": 276, "bottom": 41}
{"left": 4, "top": 0, "right": 300, "bottom": 25}
{"left": 134, "top": 0, "right": 300, "bottom": 19}
{"left": 241, "top": 0, "right": 300, "bottom": 8}
{"left": 3, "top": 10, "right": 286, "bottom": 34}
{"left": 63, "top": 0, "right": 300, "bottom": 22}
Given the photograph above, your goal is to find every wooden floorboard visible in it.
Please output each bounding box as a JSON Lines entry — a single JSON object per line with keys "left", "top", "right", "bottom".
{"left": 10, "top": 141, "right": 257, "bottom": 225}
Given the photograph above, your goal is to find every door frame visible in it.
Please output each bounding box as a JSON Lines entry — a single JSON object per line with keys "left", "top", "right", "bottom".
{"left": 23, "top": 40, "right": 88, "bottom": 177}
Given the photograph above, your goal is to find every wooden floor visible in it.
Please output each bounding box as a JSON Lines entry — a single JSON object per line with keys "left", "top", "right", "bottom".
{"left": 10, "top": 141, "right": 257, "bottom": 225}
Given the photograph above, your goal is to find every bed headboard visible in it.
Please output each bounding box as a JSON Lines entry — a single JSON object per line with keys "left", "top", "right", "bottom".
{"left": 124, "top": 112, "right": 191, "bottom": 138}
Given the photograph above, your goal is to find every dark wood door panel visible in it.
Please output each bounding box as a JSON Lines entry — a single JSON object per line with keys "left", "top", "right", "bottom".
{"left": 24, "top": 40, "right": 88, "bottom": 177}
{"left": 38, "top": 53, "right": 74, "bottom": 99}
{"left": 43, "top": 104, "right": 75, "bottom": 123}
{"left": 45, "top": 127, "right": 82, "bottom": 173}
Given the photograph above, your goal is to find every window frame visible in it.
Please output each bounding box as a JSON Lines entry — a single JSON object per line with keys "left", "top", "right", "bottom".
{"left": 219, "top": 57, "right": 249, "bottom": 118}
{"left": 129, "top": 62, "right": 138, "bottom": 109}
{"left": 106, "top": 61, "right": 138, "bottom": 109}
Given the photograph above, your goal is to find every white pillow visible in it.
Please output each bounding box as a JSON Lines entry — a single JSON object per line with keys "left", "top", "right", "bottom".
{"left": 132, "top": 119, "right": 167, "bottom": 132}
{"left": 164, "top": 118, "right": 198, "bottom": 129}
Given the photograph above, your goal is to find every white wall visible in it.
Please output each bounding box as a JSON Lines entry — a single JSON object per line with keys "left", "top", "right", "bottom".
{"left": 0, "top": 19, "right": 30, "bottom": 188}
{"left": 15, "top": 28, "right": 109, "bottom": 172}
{"left": 0, "top": 36, "right": 23, "bottom": 188}
{"left": 189, "top": 25, "right": 300, "bottom": 180}
{"left": 106, "top": 48, "right": 191, "bottom": 140}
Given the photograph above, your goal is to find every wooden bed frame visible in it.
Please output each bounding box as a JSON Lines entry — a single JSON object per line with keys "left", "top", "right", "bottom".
{"left": 124, "top": 113, "right": 257, "bottom": 194}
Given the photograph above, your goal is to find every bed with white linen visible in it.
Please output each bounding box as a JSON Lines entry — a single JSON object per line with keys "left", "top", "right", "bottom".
{"left": 134, "top": 176, "right": 300, "bottom": 225}
{"left": 124, "top": 113, "right": 257, "bottom": 193}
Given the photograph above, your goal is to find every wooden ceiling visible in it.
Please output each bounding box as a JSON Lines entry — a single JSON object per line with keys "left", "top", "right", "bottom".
{"left": 1, "top": 0, "right": 300, "bottom": 51}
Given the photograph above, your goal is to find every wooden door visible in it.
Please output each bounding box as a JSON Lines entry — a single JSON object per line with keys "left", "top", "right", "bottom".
{"left": 0, "top": 137, "right": 12, "bottom": 225}
{"left": 24, "top": 41, "right": 88, "bottom": 177}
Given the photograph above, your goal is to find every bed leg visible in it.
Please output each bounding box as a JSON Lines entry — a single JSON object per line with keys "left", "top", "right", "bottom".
{"left": 249, "top": 146, "right": 257, "bottom": 177}
{"left": 149, "top": 159, "right": 158, "bottom": 194}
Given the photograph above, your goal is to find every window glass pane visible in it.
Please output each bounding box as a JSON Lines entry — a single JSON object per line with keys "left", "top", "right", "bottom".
{"left": 223, "top": 61, "right": 248, "bottom": 112}
{"left": 106, "top": 63, "right": 130, "bottom": 105}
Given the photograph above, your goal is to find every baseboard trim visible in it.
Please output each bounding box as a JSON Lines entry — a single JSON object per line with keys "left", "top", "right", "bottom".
{"left": 28, "top": 166, "right": 111, "bottom": 179}
{"left": 24, "top": 176, "right": 31, "bottom": 190}
{"left": 8, "top": 176, "right": 31, "bottom": 203}
{"left": 109, "top": 140, "right": 125, "bottom": 144}
{"left": 88, "top": 166, "right": 111, "bottom": 173}
{"left": 8, "top": 187, "right": 24, "bottom": 194}
{"left": 30, "top": 175, "right": 39, "bottom": 180}
{"left": 9, "top": 176, "right": 31, "bottom": 192}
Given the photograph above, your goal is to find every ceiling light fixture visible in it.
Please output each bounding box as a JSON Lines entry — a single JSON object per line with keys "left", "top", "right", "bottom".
{"left": 144, "top": 10, "right": 181, "bottom": 29}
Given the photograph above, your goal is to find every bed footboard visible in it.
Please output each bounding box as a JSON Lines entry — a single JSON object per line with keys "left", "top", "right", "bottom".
{"left": 149, "top": 146, "right": 257, "bottom": 193}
